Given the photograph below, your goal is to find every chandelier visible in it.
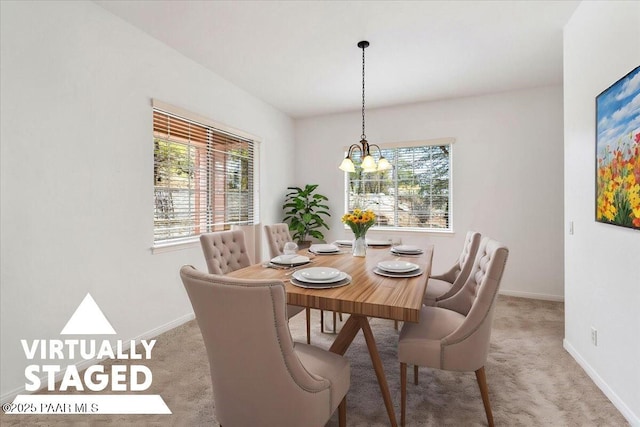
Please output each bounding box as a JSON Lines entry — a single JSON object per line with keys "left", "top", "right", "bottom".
{"left": 339, "top": 41, "right": 391, "bottom": 173}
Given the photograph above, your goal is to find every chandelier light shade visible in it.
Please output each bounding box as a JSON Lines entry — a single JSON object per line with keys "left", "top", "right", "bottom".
{"left": 339, "top": 156, "right": 356, "bottom": 173}
{"left": 339, "top": 41, "right": 392, "bottom": 173}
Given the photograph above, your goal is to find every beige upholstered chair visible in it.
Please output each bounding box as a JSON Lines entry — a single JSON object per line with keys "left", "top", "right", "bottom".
{"left": 423, "top": 231, "right": 481, "bottom": 306}
{"left": 200, "top": 230, "right": 305, "bottom": 323}
{"left": 264, "top": 223, "right": 293, "bottom": 259}
{"left": 398, "top": 238, "right": 509, "bottom": 427}
{"left": 180, "top": 266, "right": 350, "bottom": 427}
{"left": 264, "top": 224, "right": 341, "bottom": 341}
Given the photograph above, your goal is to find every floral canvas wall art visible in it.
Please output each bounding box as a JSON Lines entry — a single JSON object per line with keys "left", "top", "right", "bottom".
{"left": 596, "top": 65, "right": 640, "bottom": 230}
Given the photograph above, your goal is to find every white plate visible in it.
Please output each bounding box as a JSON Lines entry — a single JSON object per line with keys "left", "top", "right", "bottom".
{"left": 366, "top": 239, "right": 392, "bottom": 247}
{"left": 297, "top": 267, "right": 341, "bottom": 281}
{"left": 377, "top": 260, "right": 420, "bottom": 273}
{"left": 293, "top": 270, "right": 346, "bottom": 284}
{"left": 390, "top": 249, "right": 423, "bottom": 256}
{"left": 309, "top": 244, "right": 340, "bottom": 253}
{"left": 392, "top": 245, "right": 423, "bottom": 253}
{"left": 373, "top": 267, "right": 424, "bottom": 278}
{"left": 309, "top": 250, "right": 343, "bottom": 255}
{"left": 271, "top": 255, "right": 310, "bottom": 266}
{"left": 335, "top": 239, "right": 391, "bottom": 247}
{"left": 291, "top": 274, "right": 352, "bottom": 289}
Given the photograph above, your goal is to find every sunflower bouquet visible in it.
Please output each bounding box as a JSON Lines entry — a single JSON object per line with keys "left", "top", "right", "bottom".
{"left": 341, "top": 209, "right": 376, "bottom": 238}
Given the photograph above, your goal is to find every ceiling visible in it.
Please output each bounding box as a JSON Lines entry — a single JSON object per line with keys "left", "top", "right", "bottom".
{"left": 95, "top": 0, "right": 580, "bottom": 119}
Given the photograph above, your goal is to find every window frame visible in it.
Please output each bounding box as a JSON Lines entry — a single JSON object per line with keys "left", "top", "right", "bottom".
{"left": 343, "top": 137, "right": 454, "bottom": 234}
{"left": 151, "top": 100, "right": 260, "bottom": 252}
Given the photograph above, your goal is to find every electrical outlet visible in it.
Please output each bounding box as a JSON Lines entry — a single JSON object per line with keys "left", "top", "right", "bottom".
{"left": 591, "top": 327, "right": 598, "bottom": 346}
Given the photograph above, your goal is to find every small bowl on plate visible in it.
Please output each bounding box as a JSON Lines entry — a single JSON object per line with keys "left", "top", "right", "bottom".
{"left": 377, "top": 260, "right": 419, "bottom": 273}
{"left": 271, "top": 255, "right": 310, "bottom": 266}
{"left": 298, "top": 267, "right": 341, "bottom": 281}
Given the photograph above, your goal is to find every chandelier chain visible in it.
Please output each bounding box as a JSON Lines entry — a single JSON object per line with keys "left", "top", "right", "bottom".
{"left": 361, "top": 43, "right": 366, "bottom": 141}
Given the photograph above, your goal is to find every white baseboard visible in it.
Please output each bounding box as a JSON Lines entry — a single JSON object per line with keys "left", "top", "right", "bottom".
{"left": 0, "top": 385, "right": 26, "bottom": 407}
{"left": 131, "top": 312, "right": 195, "bottom": 342}
{"left": 499, "top": 289, "right": 564, "bottom": 302}
{"left": 0, "top": 312, "right": 195, "bottom": 404}
{"left": 564, "top": 339, "right": 640, "bottom": 426}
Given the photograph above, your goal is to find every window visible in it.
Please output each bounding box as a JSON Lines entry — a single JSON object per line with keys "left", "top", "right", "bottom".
{"left": 152, "top": 102, "right": 256, "bottom": 245}
{"left": 345, "top": 139, "right": 452, "bottom": 231}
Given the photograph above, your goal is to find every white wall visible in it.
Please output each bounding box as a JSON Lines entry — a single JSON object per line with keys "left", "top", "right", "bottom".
{"left": 563, "top": 1, "right": 640, "bottom": 424}
{"left": 0, "top": 1, "right": 295, "bottom": 400}
{"left": 295, "top": 86, "right": 565, "bottom": 300}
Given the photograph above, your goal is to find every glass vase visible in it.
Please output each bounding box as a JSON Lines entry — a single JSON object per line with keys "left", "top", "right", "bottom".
{"left": 352, "top": 236, "right": 367, "bottom": 257}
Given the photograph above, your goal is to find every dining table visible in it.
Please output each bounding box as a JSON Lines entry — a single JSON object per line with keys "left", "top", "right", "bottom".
{"left": 227, "top": 244, "right": 434, "bottom": 427}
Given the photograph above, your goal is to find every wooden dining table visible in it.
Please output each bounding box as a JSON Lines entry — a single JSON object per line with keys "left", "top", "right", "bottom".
{"left": 227, "top": 244, "right": 434, "bottom": 427}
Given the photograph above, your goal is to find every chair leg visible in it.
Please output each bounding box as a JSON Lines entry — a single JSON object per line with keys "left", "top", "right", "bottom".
{"left": 305, "top": 308, "right": 311, "bottom": 344}
{"left": 338, "top": 396, "right": 347, "bottom": 427}
{"left": 394, "top": 320, "right": 398, "bottom": 330}
{"left": 400, "top": 362, "right": 407, "bottom": 427}
{"left": 320, "top": 310, "right": 324, "bottom": 333}
{"left": 339, "top": 312, "right": 343, "bottom": 321}
{"left": 333, "top": 311, "right": 337, "bottom": 333}
{"left": 414, "top": 365, "right": 419, "bottom": 385}
{"left": 475, "top": 366, "right": 494, "bottom": 427}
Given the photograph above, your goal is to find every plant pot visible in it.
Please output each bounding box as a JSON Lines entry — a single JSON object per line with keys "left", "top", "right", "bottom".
{"left": 297, "top": 241, "right": 312, "bottom": 250}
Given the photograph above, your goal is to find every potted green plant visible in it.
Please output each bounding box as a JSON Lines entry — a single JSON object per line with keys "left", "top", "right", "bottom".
{"left": 282, "top": 184, "right": 331, "bottom": 247}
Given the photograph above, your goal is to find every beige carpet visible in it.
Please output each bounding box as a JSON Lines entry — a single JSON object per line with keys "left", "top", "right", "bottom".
{"left": 1, "top": 296, "right": 628, "bottom": 426}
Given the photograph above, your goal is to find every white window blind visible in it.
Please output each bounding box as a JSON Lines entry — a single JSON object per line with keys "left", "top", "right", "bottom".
{"left": 346, "top": 141, "right": 452, "bottom": 231}
{"left": 153, "top": 107, "right": 255, "bottom": 244}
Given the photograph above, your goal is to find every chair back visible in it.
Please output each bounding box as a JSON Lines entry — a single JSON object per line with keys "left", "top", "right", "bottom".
{"left": 455, "top": 231, "right": 482, "bottom": 280}
{"left": 437, "top": 238, "right": 509, "bottom": 370}
{"left": 264, "top": 223, "right": 293, "bottom": 259}
{"left": 434, "top": 231, "right": 481, "bottom": 301}
{"left": 180, "top": 266, "right": 333, "bottom": 426}
{"left": 200, "top": 230, "right": 252, "bottom": 274}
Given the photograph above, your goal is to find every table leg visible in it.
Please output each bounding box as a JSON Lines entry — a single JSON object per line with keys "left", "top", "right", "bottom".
{"left": 329, "top": 315, "right": 361, "bottom": 355}
{"left": 329, "top": 314, "right": 398, "bottom": 427}
{"left": 358, "top": 316, "right": 398, "bottom": 427}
